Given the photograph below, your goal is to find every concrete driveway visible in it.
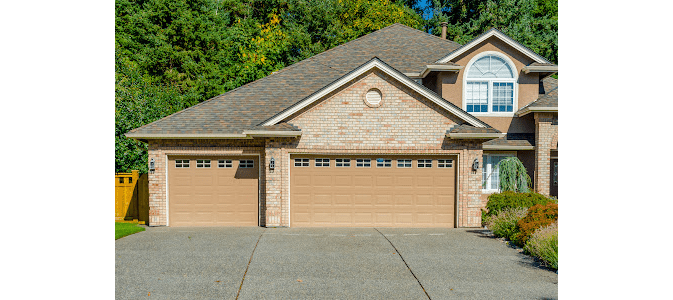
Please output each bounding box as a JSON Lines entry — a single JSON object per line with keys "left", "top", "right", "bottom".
{"left": 116, "top": 227, "right": 557, "bottom": 299}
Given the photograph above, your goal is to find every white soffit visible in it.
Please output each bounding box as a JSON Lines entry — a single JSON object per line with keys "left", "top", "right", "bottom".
{"left": 435, "top": 29, "right": 552, "bottom": 65}
{"left": 262, "top": 58, "right": 487, "bottom": 128}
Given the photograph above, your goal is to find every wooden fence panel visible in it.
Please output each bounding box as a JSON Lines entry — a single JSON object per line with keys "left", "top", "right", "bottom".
{"left": 115, "top": 170, "right": 147, "bottom": 223}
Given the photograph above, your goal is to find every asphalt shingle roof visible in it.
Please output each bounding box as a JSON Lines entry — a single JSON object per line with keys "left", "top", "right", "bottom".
{"left": 127, "top": 24, "right": 465, "bottom": 137}
{"left": 517, "top": 77, "right": 558, "bottom": 113}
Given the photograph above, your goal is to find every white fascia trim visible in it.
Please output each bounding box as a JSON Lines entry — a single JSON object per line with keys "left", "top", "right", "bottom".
{"left": 419, "top": 65, "right": 463, "bottom": 78}
{"left": 262, "top": 59, "right": 486, "bottom": 128}
{"left": 403, "top": 72, "right": 422, "bottom": 78}
{"left": 125, "top": 133, "right": 251, "bottom": 140}
{"left": 436, "top": 30, "right": 551, "bottom": 64}
{"left": 515, "top": 106, "right": 558, "bottom": 117}
{"left": 522, "top": 65, "right": 558, "bottom": 74}
{"left": 447, "top": 132, "right": 506, "bottom": 139}
{"left": 482, "top": 145, "right": 535, "bottom": 150}
{"left": 242, "top": 130, "right": 302, "bottom": 137}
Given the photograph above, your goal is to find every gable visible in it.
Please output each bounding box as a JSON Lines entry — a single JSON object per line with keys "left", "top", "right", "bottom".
{"left": 436, "top": 28, "right": 551, "bottom": 65}
{"left": 287, "top": 69, "right": 469, "bottom": 149}
{"left": 263, "top": 58, "right": 488, "bottom": 129}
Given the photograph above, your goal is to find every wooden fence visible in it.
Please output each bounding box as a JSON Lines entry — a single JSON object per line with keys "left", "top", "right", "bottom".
{"left": 115, "top": 170, "right": 149, "bottom": 224}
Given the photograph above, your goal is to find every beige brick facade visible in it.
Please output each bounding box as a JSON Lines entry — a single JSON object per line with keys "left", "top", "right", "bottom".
{"left": 534, "top": 112, "right": 558, "bottom": 195}
{"left": 145, "top": 70, "right": 490, "bottom": 228}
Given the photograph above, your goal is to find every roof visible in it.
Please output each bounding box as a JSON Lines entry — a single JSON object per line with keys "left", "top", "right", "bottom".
{"left": 126, "top": 24, "right": 466, "bottom": 138}
{"left": 482, "top": 133, "right": 535, "bottom": 150}
{"left": 516, "top": 77, "right": 558, "bottom": 116}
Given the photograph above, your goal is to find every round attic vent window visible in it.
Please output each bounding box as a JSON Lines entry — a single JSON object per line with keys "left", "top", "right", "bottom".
{"left": 365, "top": 89, "right": 382, "bottom": 107}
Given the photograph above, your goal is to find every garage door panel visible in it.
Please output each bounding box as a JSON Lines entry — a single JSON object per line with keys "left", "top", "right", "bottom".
{"left": 290, "top": 155, "right": 456, "bottom": 227}
{"left": 168, "top": 156, "right": 258, "bottom": 227}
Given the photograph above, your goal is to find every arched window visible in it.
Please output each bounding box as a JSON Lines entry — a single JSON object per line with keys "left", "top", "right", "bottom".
{"left": 465, "top": 54, "right": 516, "bottom": 113}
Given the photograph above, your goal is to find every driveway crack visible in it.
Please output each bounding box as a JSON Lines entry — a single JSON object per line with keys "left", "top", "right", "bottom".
{"left": 375, "top": 228, "right": 431, "bottom": 300}
{"left": 235, "top": 229, "right": 264, "bottom": 300}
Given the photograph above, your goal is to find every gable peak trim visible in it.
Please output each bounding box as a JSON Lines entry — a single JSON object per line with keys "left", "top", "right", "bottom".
{"left": 435, "top": 28, "right": 551, "bottom": 65}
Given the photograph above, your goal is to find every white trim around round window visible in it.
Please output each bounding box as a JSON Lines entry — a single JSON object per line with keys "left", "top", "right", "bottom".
{"left": 462, "top": 51, "right": 518, "bottom": 116}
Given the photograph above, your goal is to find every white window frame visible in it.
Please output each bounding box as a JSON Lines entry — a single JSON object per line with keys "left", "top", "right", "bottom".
{"left": 463, "top": 51, "right": 518, "bottom": 117}
{"left": 417, "top": 159, "right": 432, "bottom": 168}
{"left": 397, "top": 159, "right": 412, "bottom": 168}
{"left": 482, "top": 153, "right": 515, "bottom": 192}
{"left": 356, "top": 158, "right": 371, "bottom": 168}
{"left": 438, "top": 159, "right": 453, "bottom": 168}
{"left": 240, "top": 159, "right": 254, "bottom": 168}
{"left": 336, "top": 158, "right": 351, "bottom": 167}
{"left": 376, "top": 158, "right": 392, "bottom": 168}
{"left": 196, "top": 159, "right": 211, "bottom": 168}
{"left": 175, "top": 159, "right": 190, "bottom": 168}
{"left": 218, "top": 159, "right": 233, "bottom": 168}
{"left": 315, "top": 158, "right": 330, "bottom": 167}
{"left": 294, "top": 158, "right": 309, "bottom": 167}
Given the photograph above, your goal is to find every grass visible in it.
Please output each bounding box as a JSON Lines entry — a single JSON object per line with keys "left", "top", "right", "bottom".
{"left": 115, "top": 222, "right": 146, "bottom": 240}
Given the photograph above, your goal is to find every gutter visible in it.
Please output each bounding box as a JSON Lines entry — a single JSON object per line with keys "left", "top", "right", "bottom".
{"left": 522, "top": 65, "right": 558, "bottom": 74}
{"left": 446, "top": 132, "right": 506, "bottom": 139}
{"left": 482, "top": 144, "right": 535, "bottom": 150}
{"left": 515, "top": 106, "right": 558, "bottom": 117}
{"left": 125, "top": 130, "right": 302, "bottom": 141}
{"left": 419, "top": 64, "right": 463, "bottom": 78}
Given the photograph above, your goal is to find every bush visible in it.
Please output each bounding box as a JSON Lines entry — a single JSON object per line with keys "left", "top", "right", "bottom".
{"left": 485, "top": 207, "right": 528, "bottom": 240}
{"left": 483, "top": 191, "right": 555, "bottom": 219}
{"left": 513, "top": 203, "right": 558, "bottom": 247}
{"left": 524, "top": 222, "right": 558, "bottom": 270}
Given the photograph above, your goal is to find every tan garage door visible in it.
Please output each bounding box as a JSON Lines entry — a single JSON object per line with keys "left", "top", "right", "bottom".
{"left": 290, "top": 155, "right": 456, "bottom": 227}
{"left": 168, "top": 156, "right": 258, "bottom": 227}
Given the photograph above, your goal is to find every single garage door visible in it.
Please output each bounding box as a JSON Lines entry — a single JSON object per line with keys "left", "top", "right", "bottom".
{"left": 168, "top": 156, "right": 258, "bottom": 227}
{"left": 290, "top": 155, "right": 456, "bottom": 227}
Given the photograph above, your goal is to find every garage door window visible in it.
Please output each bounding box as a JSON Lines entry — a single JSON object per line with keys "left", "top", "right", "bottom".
{"left": 376, "top": 158, "right": 391, "bottom": 168}
{"left": 218, "top": 160, "right": 233, "bottom": 168}
{"left": 240, "top": 160, "right": 254, "bottom": 168}
{"left": 356, "top": 158, "right": 371, "bottom": 167}
{"left": 397, "top": 159, "right": 412, "bottom": 168}
{"left": 175, "top": 160, "right": 190, "bottom": 168}
{"left": 438, "top": 159, "right": 453, "bottom": 168}
{"left": 417, "top": 159, "right": 432, "bottom": 168}
{"left": 196, "top": 160, "right": 211, "bottom": 168}
{"left": 336, "top": 158, "right": 351, "bottom": 167}
{"left": 294, "top": 158, "right": 309, "bottom": 166}
{"left": 316, "top": 158, "right": 330, "bottom": 167}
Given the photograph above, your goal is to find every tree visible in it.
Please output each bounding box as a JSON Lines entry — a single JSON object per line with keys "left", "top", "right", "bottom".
{"left": 425, "top": 0, "right": 557, "bottom": 64}
{"left": 497, "top": 157, "right": 532, "bottom": 193}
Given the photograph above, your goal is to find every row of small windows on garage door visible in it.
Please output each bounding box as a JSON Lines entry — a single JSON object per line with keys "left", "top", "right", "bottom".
{"left": 174, "top": 159, "right": 254, "bottom": 168}
{"left": 294, "top": 158, "right": 453, "bottom": 168}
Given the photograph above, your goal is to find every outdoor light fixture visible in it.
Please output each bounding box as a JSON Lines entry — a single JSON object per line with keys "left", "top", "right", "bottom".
{"left": 270, "top": 158, "right": 275, "bottom": 170}
{"left": 149, "top": 158, "right": 155, "bottom": 173}
{"left": 471, "top": 158, "right": 479, "bottom": 171}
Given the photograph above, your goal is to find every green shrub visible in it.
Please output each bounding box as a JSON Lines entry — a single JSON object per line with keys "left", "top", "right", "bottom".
{"left": 513, "top": 203, "right": 558, "bottom": 247}
{"left": 484, "top": 191, "right": 555, "bottom": 218}
{"left": 485, "top": 207, "right": 528, "bottom": 240}
{"left": 524, "top": 222, "right": 558, "bottom": 270}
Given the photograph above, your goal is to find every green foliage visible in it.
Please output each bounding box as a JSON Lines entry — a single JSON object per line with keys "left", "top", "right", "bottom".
{"left": 483, "top": 191, "right": 555, "bottom": 218}
{"left": 485, "top": 207, "right": 527, "bottom": 240}
{"left": 498, "top": 157, "right": 531, "bottom": 193}
{"left": 115, "top": 0, "right": 423, "bottom": 173}
{"left": 514, "top": 203, "right": 558, "bottom": 247}
{"left": 524, "top": 221, "right": 558, "bottom": 269}
{"left": 115, "top": 222, "right": 146, "bottom": 240}
{"left": 426, "top": 0, "right": 558, "bottom": 64}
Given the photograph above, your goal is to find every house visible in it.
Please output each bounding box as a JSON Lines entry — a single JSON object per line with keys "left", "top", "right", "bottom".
{"left": 125, "top": 23, "right": 558, "bottom": 228}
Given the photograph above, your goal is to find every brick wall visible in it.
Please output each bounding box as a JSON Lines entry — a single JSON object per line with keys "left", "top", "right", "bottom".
{"left": 146, "top": 139, "right": 264, "bottom": 226}
{"left": 534, "top": 112, "right": 557, "bottom": 195}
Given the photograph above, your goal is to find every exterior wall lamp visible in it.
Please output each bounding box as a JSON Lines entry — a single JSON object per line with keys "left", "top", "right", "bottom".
{"left": 270, "top": 158, "right": 275, "bottom": 171}
{"left": 472, "top": 158, "right": 479, "bottom": 171}
{"left": 149, "top": 158, "right": 155, "bottom": 173}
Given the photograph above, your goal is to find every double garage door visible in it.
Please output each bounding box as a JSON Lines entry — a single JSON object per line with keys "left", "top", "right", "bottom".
{"left": 290, "top": 155, "right": 456, "bottom": 228}
{"left": 167, "top": 154, "right": 456, "bottom": 227}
